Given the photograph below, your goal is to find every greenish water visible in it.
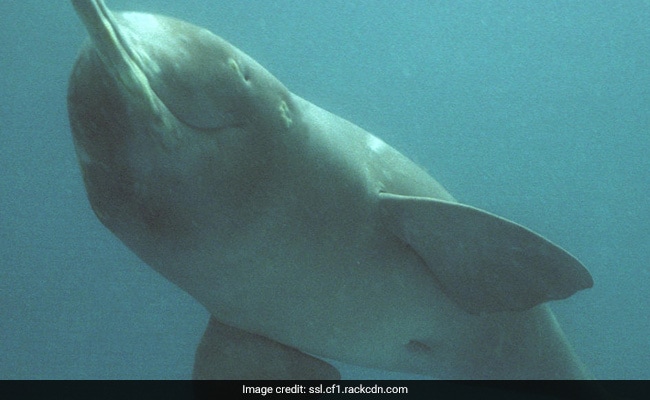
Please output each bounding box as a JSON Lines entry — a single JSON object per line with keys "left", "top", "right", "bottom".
{"left": 1, "top": 0, "right": 648, "bottom": 379}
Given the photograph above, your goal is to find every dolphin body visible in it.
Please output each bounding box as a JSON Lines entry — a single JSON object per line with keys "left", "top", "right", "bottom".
{"left": 68, "top": 0, "right": 593, "bottom": 379}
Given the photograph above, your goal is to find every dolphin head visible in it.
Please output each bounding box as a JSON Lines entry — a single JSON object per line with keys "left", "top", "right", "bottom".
{"left": 67, "top": 0, "right": 294, "bottom": 254}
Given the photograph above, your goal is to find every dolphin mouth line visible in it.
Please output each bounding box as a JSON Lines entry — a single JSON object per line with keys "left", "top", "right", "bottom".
{"left": 73, "top": 0, "right": 221, "bottom": 139}
{"left": 74, "top": 0, "right": 248, "bottom": 134}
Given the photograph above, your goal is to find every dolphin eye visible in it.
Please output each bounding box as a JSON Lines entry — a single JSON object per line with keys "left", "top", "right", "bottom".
{"left": 242, "top": 65, "right": 251, "bottom": 82}
{"left": 228, "top": 58, "right": 251, "bottom": 83}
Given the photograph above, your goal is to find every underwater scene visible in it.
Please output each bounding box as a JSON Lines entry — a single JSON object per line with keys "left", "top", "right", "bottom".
{"left": 1, "top": 0, "right": 648, "bottom": 379}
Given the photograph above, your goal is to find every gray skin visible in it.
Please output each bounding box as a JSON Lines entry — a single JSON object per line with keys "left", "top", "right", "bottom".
{"left": 68, "top": 0, "right": 593, "bottom": 379}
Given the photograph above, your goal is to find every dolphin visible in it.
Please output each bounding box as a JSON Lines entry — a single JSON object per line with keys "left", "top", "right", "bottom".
{"left": 67, "top": 0, "right": 593, "bottom": 379}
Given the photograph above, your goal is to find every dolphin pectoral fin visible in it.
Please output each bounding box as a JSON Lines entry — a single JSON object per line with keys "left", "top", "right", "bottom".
{"left": 193, "top": 317, "right": 340, "bottom": 380}
{"left": 378, "top": 192, "right": 593, "bottom": 315}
